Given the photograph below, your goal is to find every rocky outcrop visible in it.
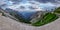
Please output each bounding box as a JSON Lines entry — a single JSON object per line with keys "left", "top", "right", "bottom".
{"left": 30, "top": 11, "right": 46, "bottom": 23}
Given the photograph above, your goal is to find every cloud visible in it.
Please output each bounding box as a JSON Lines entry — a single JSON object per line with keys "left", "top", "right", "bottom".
{"left": 9, "top": 0, "right": 22, "bottom": 2}
{"left": 0, "top": 0, "right": 6, "bottom": 5}
{"left": 35, "top": 0, "right": 59, "bottom": 3}
{"left": 34, "top": 0, "right": 60, "bottom": 7}
{"left": 0, "top": 0, "right": 60, "bottom": 11}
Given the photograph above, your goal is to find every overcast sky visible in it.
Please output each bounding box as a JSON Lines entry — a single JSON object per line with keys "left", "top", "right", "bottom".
{"left": 0, "top": 0, "right": 60, "bottom": 5}
{"left": 0, "top": 0, "right": 60, "bottom": 11}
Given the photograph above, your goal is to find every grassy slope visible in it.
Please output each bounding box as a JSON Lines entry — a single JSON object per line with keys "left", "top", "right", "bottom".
{"left": 32, "top": 13, "right": 58, "bottom": 26}
{"left": 54, "top": 7, "right": 60, "bottom": 14}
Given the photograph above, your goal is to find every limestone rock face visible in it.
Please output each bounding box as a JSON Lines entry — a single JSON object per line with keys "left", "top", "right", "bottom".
{"left": 0, "top": 13, "right": 2, "bottom": 16}
{"left": 30, "top": 11, "right": 46, "bottom": 23}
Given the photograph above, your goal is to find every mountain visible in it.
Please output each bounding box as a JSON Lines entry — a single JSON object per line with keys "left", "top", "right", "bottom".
{"left": 18, "top": 11, "right": 37, "bottom": 21}
{"left": 30, "top": 11, "right": 46, "bottom": 23}
{"left": 54, "top": 7, "right": 60, "bottom": 14}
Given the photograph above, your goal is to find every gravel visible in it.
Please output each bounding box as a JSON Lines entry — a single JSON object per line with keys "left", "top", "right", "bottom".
{"left": 0, "top": 16, "right": 60, "bottom": 30}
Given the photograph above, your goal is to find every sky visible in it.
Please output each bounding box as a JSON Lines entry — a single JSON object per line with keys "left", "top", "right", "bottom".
{"left": 0, "top": 0, "right": 60, "bottom": 11}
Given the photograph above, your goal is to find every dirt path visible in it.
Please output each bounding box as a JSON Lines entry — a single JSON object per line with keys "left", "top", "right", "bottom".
{"left": 0, "top": 16, "right": 60, "bottom": 30}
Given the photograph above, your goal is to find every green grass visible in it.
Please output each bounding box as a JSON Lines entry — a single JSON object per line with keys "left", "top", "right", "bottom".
{"left": 32, "top": 13, "right": 58, "bottom": 26}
